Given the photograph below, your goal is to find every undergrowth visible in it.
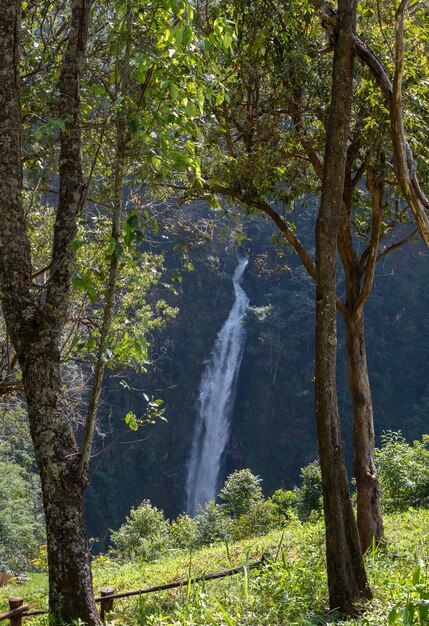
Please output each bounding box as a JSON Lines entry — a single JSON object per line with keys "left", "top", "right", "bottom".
{"left": 1, "top": 509, "right": 429, "bottom": 625}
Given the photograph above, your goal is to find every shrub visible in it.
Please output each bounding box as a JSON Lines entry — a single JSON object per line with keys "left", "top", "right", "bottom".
{"left": 219, "top": 469, "right": 263, "bottom": 518}
{"left": 170, "top": 513, "right": 196, "bottom": 550}
{"left": 376, "top": 431, "right": 429, "bottom": 512}
{"left": 193, "top": 500, "right": 232, "bottom": 547}
{"left": 232, "top": 498, "right": 277, "bottom": 540}
{"left": 109, "top": 500, "right": 171, "bottom": 562}
{"left": 294, "top": 460, "right": 323, "bottom": 522}
{"left": 269, "top": 489, "right": 296, "bottom": 523}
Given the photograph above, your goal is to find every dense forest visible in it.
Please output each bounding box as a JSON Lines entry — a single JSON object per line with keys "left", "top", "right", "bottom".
{"left": 0, "top": 0, "right": 429, "bottom": 624}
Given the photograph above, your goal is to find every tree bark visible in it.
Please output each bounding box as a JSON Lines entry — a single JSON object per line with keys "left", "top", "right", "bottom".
{"left": 0, "top": 1, "right": 101, "bottom": 624}
{"left": 339, "top": 164, "right": 385, "bottom": 552}
{"left": 345, "top": 309, "right": 384, "bottom": 552}
{"left": 20, "top": 345, "right": 100, "bottom": 625}
{"left": 315, "top": 0, "right": 371, "bottom": 612}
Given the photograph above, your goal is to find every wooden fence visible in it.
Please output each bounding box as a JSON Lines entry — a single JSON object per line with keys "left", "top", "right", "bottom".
{"left": 0, "top": 555, "right": 268, "bottom": 625}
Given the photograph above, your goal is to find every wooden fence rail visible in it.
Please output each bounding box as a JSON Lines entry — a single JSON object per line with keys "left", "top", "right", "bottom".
{"left": 0, "top": 555, "right": 268, "bottom": 625}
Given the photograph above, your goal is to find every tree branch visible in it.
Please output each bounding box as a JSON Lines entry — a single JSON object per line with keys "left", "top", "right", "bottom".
{"left": 312, "top": 0, "right": 429, "bottom": 246}
{"left": 356, "top": 166, "right": 384, "bottom": 310}
{"left": 78, "top": 0, "right": 133, "bottom": 480}
{"left": 45, "top": 0, "right": 90, "bottom": 336}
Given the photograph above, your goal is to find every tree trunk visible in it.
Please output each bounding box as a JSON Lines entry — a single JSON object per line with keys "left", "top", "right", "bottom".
{"left": 20, "top": 344, "right": 100, "bottom": 625}
{"left": 346, "top": 308, "right": 384, "bottom": 552}
{"left": 0, "top": 2, "right": 101, "bottom": 623}
{"left": 20, "top": 339, "right": 100, "bottom": 626}
{"left": 315, "top": 0, "right": 371, "bottom": 612}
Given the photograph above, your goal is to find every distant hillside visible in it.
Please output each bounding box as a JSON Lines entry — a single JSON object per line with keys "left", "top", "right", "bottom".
{"left": 86, "top": 208, "right": 429, "bottom": 546}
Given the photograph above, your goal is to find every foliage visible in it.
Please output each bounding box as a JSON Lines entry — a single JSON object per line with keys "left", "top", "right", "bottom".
{"left": 0, "top": 445, "right": 45, "bottom": 573}
{"left": 269, "top": 488, "right": 297, "bottom": 521}
{"left": 193, "top": 500, "right": 232, "bottom": 548}
{"left": 231, "top": 498, "right": 277, "bottom": 541}
{"left": 4, "top": 509, "right": 429, "bottom": 625}
{"left": 109, "top": 500, "right": 171, "bottom": 562}
{"left": 388, "top": 560, "right": 429, "bottom": 625}
{"left": 0, "top": 403, "right": 45, "bottom": 573}
{"left": 376, "top": 431, "right": 429, "bottom": 512}
{"left": 219, "top": 469, "right": 263, "bottom": 518}
{"left": 294, "top": 460, "right": 323, "bottom": 522}
{"left": 170, "top": 514, "right": 196, "bottom": 550}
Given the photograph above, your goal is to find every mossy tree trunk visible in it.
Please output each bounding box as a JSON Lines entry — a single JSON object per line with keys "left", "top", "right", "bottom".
{"left": 0, "top": 1, "right": 101, "bottom": 623}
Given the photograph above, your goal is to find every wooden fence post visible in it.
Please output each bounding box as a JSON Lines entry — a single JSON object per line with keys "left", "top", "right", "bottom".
{"left": 8, "top": 598, "right": 23, "bottom": 626}
{"left": 99, "top": 587, "right": 114, "bottom": 623}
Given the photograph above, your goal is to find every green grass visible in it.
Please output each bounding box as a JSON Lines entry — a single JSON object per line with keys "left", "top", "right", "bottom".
{"left": 1, "top": 509, "right": 429, "bottom": 625}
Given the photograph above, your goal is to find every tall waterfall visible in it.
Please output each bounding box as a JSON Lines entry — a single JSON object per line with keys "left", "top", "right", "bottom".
{"left": 186, "top": 256, "right": 250, "bottom": 516}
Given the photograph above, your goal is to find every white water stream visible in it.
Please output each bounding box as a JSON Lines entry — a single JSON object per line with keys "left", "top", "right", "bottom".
{"left": 186, "top": 257, "right": 250, "bottom": 516}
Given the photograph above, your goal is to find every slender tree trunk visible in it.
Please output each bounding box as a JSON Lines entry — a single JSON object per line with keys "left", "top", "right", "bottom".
{"left": 345, "top": 308, "right": 384, "bottom": 551}
{"left": 315, "top": 0, "right": 371, "bottom": 612}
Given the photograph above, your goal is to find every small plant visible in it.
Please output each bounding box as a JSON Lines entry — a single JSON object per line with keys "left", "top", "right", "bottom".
{"left": 193, "top": 500, "right": 232, "bottom": 547}
{"left": 376, "top": 431, "right": 429, "bottom": 512}
{"left": 232, "top": 498, "right": 276, "bottom": 540}
{"left": 109, "top": 500, "right": 171, "bottom": 562}
{"left": 170, "top": 513, "right": 196, "bottom": 550}
{"left": 388, "top": 560, "right": 429, "bottom": 624}
{"left": 269, "top": 488, "right": 296, "bottom": 522}
{"left": 219, "top": 469, "right": 263, "bottom": 518}
{"left": 294, "top": 460, "right": 323, "bottom": 522}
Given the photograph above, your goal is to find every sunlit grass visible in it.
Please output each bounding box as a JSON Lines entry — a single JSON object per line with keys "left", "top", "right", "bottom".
{"left": 1, "top": 510, "right": 428, "bottom": 625}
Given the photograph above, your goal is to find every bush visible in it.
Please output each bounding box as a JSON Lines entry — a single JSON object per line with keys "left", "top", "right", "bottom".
{"left": 109, "top": 500, "right": 171, "bottom": 562}
{"left": 269, "top": 488, "right": 296, "bottom": 523}
{"left": 376, "top": 431, "right": 429, "bottom": 512}
{"left": 193, "top": 500, "right": 232, "bottom": 547}
{"left": 170, "top": 513, "right": 196, "bottom": 550}
{"left": 232, "top": 498, "right": 277, "bottom": 540}
{"left": 219, "top": 469, "right": 263, "bottom": 518}
{"left": 294, "top": 461, "right": 323, "bottom": 522}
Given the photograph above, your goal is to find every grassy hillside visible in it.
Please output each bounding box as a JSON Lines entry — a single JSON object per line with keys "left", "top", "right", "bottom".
{"left": 1, "top": 509, "right": 429, "bottom": 625}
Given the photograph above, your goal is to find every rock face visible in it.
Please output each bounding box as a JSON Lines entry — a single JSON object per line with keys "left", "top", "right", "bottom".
{"left": 86, "top": 216, "right": 429, "bottom": 549}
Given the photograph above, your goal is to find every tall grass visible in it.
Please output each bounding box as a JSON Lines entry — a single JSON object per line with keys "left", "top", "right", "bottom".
{"left": 1, "top": 510, "right": 429, "bottom": 625}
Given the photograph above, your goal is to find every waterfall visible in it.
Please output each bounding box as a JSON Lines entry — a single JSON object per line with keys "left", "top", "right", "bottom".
{"left": 186, "top": 256, "right": 250, "bottom": 516}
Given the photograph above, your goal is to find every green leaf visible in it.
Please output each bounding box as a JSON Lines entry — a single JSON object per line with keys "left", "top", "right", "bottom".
{"left": 222, "top": 32, "right": 232, "bottom": 50}
{"left": 124, "top": 225, "right": 134, "bottom": 246}
{"left": 72, "top": 275, "right": 86, "bottom": 290}
{"left": 125, "top": 412, "right": 138, "bottom": 431}
{"left": 419, "top": 599, "right": 429, "bottom": 622}
{"left": 182, "top": 24, "right": 192, "bottom": 46}
{"left": 90, "top": 83, "right": 105, "bottom": 97}
{"left": 388, "top": 606, "right": 400, "bottom": 625}
{"left": 412, "top": 563, "right": 421, "bottom": 585}
{"left": 127, "top": 213, "right": 139, "bottom": 228}
{"left": 128, "top": 113, "right": 140, "bottom": 135}
{"left": 185, "top": 101, "right": 196, "bottom": 118}
{"left": 215, "top": 91, "right": 225, "bottom": 106}
{"left": 197, "top": 93, "right": 205, "bottom": 115}
{"left": 71, "top": 240, "right": 83, "bottom": 251}
{"left": 86, "top": 285, "right": 98, "bottom": 304}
